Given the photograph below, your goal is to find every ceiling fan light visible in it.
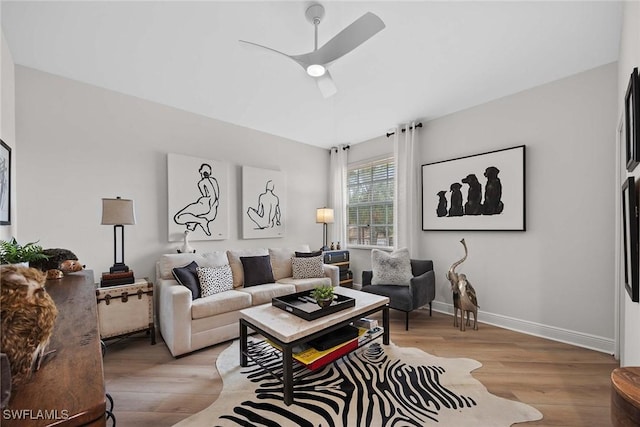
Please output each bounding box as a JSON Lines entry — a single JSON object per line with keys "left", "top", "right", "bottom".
{"left": 306, "top": 64, "right": 326, "bottom": 77}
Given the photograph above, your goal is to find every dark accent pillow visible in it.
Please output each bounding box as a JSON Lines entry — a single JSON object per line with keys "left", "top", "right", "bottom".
{"left": 295, "top": 250, "right": 323, "bottom": 258}
{"left": 172, "top": 261, "right": 201, "bottom": 299}
{"left": 240, "top": 255, "right": 275, "bottom": 287}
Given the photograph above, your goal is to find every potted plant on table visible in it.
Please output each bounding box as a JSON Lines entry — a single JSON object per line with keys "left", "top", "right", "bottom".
{"left": 0, "top": 237, "right": 48, "bottom": 266}
{"left": 311, "top": 285, "right": 335, "bottom": 308}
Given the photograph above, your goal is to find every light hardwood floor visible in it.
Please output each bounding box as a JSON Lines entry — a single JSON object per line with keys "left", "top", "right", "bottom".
{"left": 102, "top": 309, "right": 619, "bottom": 426}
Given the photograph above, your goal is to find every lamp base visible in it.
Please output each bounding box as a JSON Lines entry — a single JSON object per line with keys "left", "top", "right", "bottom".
{"left": 109, "top": 263, "right": 130, "bottom": 273}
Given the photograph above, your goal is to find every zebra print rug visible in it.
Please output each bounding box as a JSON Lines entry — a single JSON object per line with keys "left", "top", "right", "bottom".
{"left": 175, "top": 339, "right": 542, "bottom": 427}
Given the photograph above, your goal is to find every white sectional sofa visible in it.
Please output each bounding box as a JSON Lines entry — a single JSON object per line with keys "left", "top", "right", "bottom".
{"left": 156, "top": 245, "right": 339, "bottom": 357}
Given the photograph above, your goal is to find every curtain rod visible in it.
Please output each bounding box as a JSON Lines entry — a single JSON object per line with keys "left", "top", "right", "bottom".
{"left": 386, "top": 122, "right": 423, "bottom": 138}
{"left": 330, "top": 145, "right": 350, "bottom": 152}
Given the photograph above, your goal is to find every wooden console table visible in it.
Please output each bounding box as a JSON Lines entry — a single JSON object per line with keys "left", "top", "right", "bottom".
{"left": 2, "top": 270, "right": 106, "bottom": 426}
{"left": 611, "top": 367, "right": 640, "bottom": 426}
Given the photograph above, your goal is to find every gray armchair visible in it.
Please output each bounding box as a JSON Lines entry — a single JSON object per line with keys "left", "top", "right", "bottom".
{"left": 361, "top": 259, "right": 436, "bottom": 331}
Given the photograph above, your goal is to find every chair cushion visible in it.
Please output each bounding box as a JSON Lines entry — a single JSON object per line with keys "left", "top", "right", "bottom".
{"left": 172, "top": 261, "right": 200, "bottom": 300}
{"left": 371, "top": 248, "right": 413, "bottom": 286}
{"left": 291, "top": 255, "right": 324, "bottom": 279}
{"left": 197, "top": 265, "right": 233, "bottom": 297}
{"left": 361, "top": 284, "right": 413, "bottom": 311}
{"left": 240, "top": 255, "right": 275, "bottom": 287}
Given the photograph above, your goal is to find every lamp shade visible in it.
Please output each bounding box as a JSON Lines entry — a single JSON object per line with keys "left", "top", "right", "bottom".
{"left": 316, "top": 208, "right": 334, "bottom": 224}
{"left": 101, "top": 197, "right": 136, "bottom": 225}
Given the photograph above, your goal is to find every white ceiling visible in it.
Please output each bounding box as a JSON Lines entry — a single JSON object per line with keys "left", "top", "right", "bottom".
{"left": 1, "top": 1, "right": 622, "bottom": 148}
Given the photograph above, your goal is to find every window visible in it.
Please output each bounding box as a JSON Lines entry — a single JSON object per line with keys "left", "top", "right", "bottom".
{"left": 347, "top": 157, "right": 394, "bottom": 247}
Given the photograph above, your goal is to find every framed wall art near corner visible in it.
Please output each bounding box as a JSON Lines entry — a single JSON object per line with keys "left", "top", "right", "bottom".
{"left": 625, "top": 67, "right": 640, "bottom": 172}
{"left": 242, "top": 166, "right": 286, "bottom": 239}
{"left": 422, "top": 145, "right": 525, "bottom": 231}
{"left": 167, "top": 153, "right": 229, "bottom": 242}
{"left": 0, "top": 139, "right": 10, "bottom": 225}
{"left": 621, "top": 176, "right": 639, "bottom": 302}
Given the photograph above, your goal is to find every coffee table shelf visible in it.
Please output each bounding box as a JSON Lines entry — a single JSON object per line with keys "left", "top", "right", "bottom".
{"left": 239, "top": 287, "right": 390, "bottom": 406}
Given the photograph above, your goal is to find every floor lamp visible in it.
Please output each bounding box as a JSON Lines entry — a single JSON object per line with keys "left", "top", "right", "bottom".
{"left": 101, "top": 197, "right": 136, "bottom": 273}
{"left": 316, "top": 207, "right": 334, "bottom": 251}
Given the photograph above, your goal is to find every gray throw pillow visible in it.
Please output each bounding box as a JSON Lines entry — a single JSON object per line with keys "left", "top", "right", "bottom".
{"left": 371, "top": 248, "right": 413, "bottom": 286}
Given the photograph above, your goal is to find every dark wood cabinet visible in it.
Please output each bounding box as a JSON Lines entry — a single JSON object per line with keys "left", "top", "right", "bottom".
{"left": 3, "top": 270, "right": 106, "bottom": 427}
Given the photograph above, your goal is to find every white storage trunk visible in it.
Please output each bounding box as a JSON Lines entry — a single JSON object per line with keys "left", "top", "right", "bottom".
{"left": 96, "top": 278, "right": 155, "bottom": 344}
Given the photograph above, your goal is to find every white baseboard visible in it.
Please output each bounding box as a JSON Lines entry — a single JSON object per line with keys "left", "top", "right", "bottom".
{"left": 428, "top": 301, "right": 614, "bottom": 355}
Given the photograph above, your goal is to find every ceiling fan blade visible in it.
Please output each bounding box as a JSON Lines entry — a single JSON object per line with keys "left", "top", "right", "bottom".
{"left": 239, "top": 40, "right": 305, "bottom": 69}
{"left": 316, "top": 71, "right": 337, "bottom": 98}
{"left": 292, "top": 12, "right": 385, "bottom": 67}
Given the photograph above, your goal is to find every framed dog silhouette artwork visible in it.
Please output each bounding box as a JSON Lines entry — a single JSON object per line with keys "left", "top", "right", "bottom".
{"left": 422, "top": 145, "right": 526, "bottom": 231}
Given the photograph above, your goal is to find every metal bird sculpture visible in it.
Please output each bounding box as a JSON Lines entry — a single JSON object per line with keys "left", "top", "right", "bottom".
{"left": 446, "top": 238, "right": 479, "bottom": 331}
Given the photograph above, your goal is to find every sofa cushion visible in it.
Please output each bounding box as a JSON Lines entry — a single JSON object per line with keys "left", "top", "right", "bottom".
{"left": 191, "top": 290, "right": 252, "bottom": 320}
{"left": 277, "top": 277, "right": 331, "bottom": 292}
{"left": 236, "top": 283, "right": 296, "bottom": 306}
{"left": 269, "top": 245, "right": 311, "bottom": 280}
{"left": 197, "top": 265, "right": 233, "bottom": 297}
{"left": 172, "top": 261, "right": 200, "bottom": 300}
{"left": 227, "top": 248, "right": 269, "bottom": 288}
{"left": 159, "top": 252, "right": 228, "bottom": 280}
{"left": 371, "top": 247, "right": 413, "bottom": 286}
{"left": 292, "top": 255, "right": 324, "bottom": 279}
{"left": 295, "top": 250, "right": 322, "bottom": 258}
{"left": 240, "top": 255, "right": 275, "bottom": 287}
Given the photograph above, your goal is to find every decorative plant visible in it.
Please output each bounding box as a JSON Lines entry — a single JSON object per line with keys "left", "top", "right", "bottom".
{"left": 0, "top": 238, "right": 49, "bottom": 265}
{"left": 311, "top": 285, "right": 334, "bottom": 306}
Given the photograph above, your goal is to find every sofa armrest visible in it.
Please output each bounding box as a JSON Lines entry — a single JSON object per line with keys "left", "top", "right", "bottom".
{"left": 362, "top": 270, "right": 373, "bottom": 286}
{"left": 409, "top": 269, "right": 436, "bottom": 309}
{"left": 157, "top": 279, "right": 193, "bottom": 357}
{"left": 323, "top": 264, "right": 340, "bottom": 287}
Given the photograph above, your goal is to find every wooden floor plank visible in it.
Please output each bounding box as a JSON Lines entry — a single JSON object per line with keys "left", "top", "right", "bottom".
{"left": 102, "top": 310, "right": 618, "bottom": 426}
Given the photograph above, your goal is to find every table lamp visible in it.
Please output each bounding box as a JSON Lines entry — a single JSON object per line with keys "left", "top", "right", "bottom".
{"left": 101, "top": 197, "right": 136, "bottom": 273}
{"left": 316, "top": 207, "right": 334, "bottom": 251}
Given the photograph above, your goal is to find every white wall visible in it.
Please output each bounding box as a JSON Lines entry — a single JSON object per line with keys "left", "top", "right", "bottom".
{"left": 617, "top": 2, "right": 640, "bottom": 366}
{"left": 352, "top": 63, "right": 618, "bottom": 353}
{"left": 14, "top": 67, "right": 331, "bottom": 282}
{"left": 0, "top": 29, "right": 16, "bottom": 241}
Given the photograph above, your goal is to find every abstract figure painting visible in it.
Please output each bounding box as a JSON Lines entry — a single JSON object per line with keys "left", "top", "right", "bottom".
{"left": 242, "top": 166, "right": 285, "bottom": 239}
{"left": 0, "top": 140, "right": 10, "bottom": 225}
{"left": 422, "top": 145, "right": 525, "bottom": 231}
{"left": 167, "top": 153, "right": 229, "bottom": 242}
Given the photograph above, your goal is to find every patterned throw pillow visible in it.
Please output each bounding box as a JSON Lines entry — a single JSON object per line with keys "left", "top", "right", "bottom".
{"left": 371, "top": 248, "right": 413, "bottom": 286}
{"left": 196, "top": 265, "right": 233, "bottom": 297}
{"left": 292, "top": 255, "right": 324, "bottom": 279}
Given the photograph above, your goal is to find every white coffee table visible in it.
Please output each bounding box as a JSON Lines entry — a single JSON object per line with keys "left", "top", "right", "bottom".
{"left": 239, "top": 287, "right": 390, "bottom": 405}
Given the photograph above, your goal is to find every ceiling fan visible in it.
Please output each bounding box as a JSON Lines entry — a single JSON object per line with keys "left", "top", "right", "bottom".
{"left": 240, "top": 3, "right": 385, "bottom": 98}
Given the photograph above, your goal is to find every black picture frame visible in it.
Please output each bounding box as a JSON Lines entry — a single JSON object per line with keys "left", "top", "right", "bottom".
{"left": 421, "top": 145, "right": 526, "bottom": 231}
{"left": 622, "top": 176, "right": 639, "bottom": 302}
{"left": 0, "top": 139, "right": 10, "bottom": 225}
{"left": 625, "top": 68, "right": 640, "bottom": 172}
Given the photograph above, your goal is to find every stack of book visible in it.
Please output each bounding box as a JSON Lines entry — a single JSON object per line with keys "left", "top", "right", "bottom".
{"left": 100, "top": 270, "right": 135, "bottom": 287}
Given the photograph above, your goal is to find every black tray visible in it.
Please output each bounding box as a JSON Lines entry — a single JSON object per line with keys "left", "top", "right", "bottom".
{"left": 272, "top": 290, "right": 355, "bottom": 321}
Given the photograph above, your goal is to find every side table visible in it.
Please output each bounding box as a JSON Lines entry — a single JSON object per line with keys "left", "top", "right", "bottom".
{"left": 96, "top": 278, "right": 155, "bottom": 344}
